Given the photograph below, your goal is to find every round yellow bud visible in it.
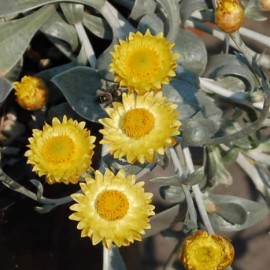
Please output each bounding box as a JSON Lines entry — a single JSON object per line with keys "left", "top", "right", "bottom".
{"left": 258, "top": 0, "right": 270, "bottom": 10}
{"left": 180, "top": 230, "right": 235, "bottom": 270}
{"left": 215, "top": 0, "right": 245, "bottom": 33}
{"left": 13, "top": 76, "right": 48, "bottom": 111}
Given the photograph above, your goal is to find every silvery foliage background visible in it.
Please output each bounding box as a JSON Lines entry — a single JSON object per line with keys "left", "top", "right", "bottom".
{"left": 0, "top": 0, "right": 270, "bottom": 267}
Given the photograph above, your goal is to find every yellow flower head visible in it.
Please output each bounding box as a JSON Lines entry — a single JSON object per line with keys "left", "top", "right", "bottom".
{"left": 25, "top": 116, "right": 96, "bottom": 185}
{"left": 13, "top": 75, "right": 48, "bottom": 111}
{"left": 99, "top": 92, "right": 181, "bottom": 164}
{"left": 69, "top": 169, "right": 155, "bottom": 248}
{"left": 180, "top": 230, "right": 235, "bottom": 270}
{"left": 110, "top": 29, "right": 179, "bottom": 95}
{"left": 215, "top": 0, "right": 245, "bottom": 33}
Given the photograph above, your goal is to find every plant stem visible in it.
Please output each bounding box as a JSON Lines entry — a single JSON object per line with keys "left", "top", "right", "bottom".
{"left": 103, "top": 246, "right": 110, "bottom": 270}
{"left": 170, "top": 147, "right": 198, "bottom": 227}
{"left": 74, "top": 22, "right": 96, "bottom": 68}
{"left": 182, "top": 146, "right": 215, "bottom": 234}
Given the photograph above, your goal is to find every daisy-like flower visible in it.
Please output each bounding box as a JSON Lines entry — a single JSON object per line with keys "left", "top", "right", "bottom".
{"left": 69, "top": 169, "right": 155, "bottom": 248}
{"left": 99, "top": 92, "right": 181, "bottom": 164}
{"left": 25, "top": 116, "right": 96, "bottom": 185}
{"left": 180, "top": 230, "right": 235, "bottom": 270}
{"left": 13, "top": 75, "right": 48, "bottom": 111}
{"left": 110, "top": 29, "right": 179, "bottom": 95}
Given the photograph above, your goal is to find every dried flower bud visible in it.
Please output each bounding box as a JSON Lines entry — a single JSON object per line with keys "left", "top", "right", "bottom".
{"left": 13, "top": 76, "right": 48, "bottom": 111}
{"left": 258, "top": 0, "right": 270, "bottom": 10}
{"left": 180, "top": 230, "right": 235, "bottom": 270}
{"left": 215, "top": 0, "right": 245, "bottom": 33}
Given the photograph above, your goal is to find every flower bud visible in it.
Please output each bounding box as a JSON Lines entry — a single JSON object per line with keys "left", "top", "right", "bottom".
{"left": 258, "top": 0, "right": 270, "bottom": 10}
{"left": 180, "top": 230, "right": 235, "bottom": 270}
{"left": 215, "top": 0, "right": 245, "bottom": 33}
{"left": 13, "top": 76, "right": 48, "bottom": 111}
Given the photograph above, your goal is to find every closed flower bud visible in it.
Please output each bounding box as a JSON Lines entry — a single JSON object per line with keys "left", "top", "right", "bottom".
{"left": 215, "top": 0, "right": 245, "bottom": 33}
{"left": 180, "top": 230, "right": 234, "bottom": 270}
{"left": 258, "top": 0, "right": 270, "bottom": 10}
{"left": 13, "top": 76, "right": 48, "bottom": 111}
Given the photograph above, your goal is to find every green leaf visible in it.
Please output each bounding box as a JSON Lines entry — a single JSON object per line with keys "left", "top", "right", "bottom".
{"left": 5, "top": 58, "right": 23, "bottom": 81}
{"left": 163, "top": 78, "right": 199, "bottom": 120}
{"left": 40, "top": 11, "right": 79, "bottom": 52}
{"left": 137, "top": 14, "right": 164, "bottom": 34}
{"left": 51, "top": 66, "right": 106, "bottom": 123}
{"left": 203, "top": 54, "right": 256, "bottom": 92}
{"left": 205, "top": 146, "right": 233, "bottom": 186}
{"left": 0, "top": 0, "right": 106, "bottom": 16}
{"left": 144, "top": 204, "right": 185, "bottom": 238}
{"left": 215, "top": 203, "right": 247, "bottom": 225}
{"left": 110, "top": 246, "right": 127, "bottom": 270}
{"left": 180, "top": 0, "right": 208, "bottom": 22}
{"left": 83, "top": 13, "right": 112, "bottom": 40}
{"left": 0, "top": 5, "right": 55, "bottom": 75}
{"left": 174, "top": 28, "right": 208, "bottom": 76}
{"left": 0, "top": 76, "right": 13, "bottom": 103}
{"left": 60, "top": 3, "right": 84, "bottom": 24}
{"left": 129, "top": 0, "right": 157, "bottom": 21}
{"left": 149, "top": 173, "right": 179, "bottom": 185}
{"left": 182, "top": 118, "right": 218, "bottom": 146}
{"left": 182, "top": 167, "right": 205, "bottom": 186}
{"left": 160, "top": 185, "right": 185, "bottom": 203}
{"left": 156, "top": 0, "right": 180, "bottom": 41}
{"left": 207, "top": 194, "right": 269, "bottom": 231}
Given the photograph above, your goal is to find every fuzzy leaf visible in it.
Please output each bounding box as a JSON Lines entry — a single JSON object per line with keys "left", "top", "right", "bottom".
{"left": 182, "top": 167, "right": 205, "bottom": 186}
{"left": 203, "top": 54, "right": 256, "bottom": 92}
{"left": 60, "top": 3, "right": 84, "bottom": 24}
{"left": 137, "top": 13, "right": 164, "bottom": 34}
{"left": 110, "top": 246, "right": 127, "bottom": 270}
{"left": 51, "top": 66, "right": 106, "bottom": 122}
{"left": 129, "top": 0, "right": 157, "bottom": 20}
{"left": 83, "top": 13, "right": 112, "bottom": 40}
{"left": 163, "top": 78, "right": 199, "bottom": 120}
{"left": 0, "top": 5, "right": 55, "bottom": 75}
{"left": 174, "top": 28, "right": 207, "bottom": 76}
{"left": 156, "top": 0, "right": 180, "bottom": 41}
{"left": 0, "top": 77, "right": 13, "bottom": 103}
{"left": 40, "top": 12, "right": 79, "bottom": 52}
{"left": 0, "top": 0, "right": 105, "bottom": 16}
{"left": 182, "top": 118, "right": 218, "bottom": 146}
{"left": 215, "top": 203, "right": 247, "bottom": 225}
{"left": 160, "top": 185, "right": 185, "bottom": 203}
{"left": 144, "top": 204, "right": 185, "bottom": 238}
{"left": 149, "top": 173, "right": 179, "bottom": 185}
{"left": 180, "top": 0, "right": 208, "bottom": 22}
{"left": 207, "top": 194, "right": 269, "bottom": 231}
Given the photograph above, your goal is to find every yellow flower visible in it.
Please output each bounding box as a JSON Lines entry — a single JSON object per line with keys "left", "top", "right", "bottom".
{"left": 99, "top": 92, "right": 181, "bottom": 164}
{"left": 110, "top": 29, "right": 179, "bottom": 95}
{"left": 215, "top": 0, "right": 245, "bottom": 33}
{"left": 25, "top": 116, "right": 96, "bottom": 185}
{"left": 180, "top": 230, "right": 235, "bottom": 270}
{"left": 13, "top": 76, "right": 48, "bottom": 111}
{"left": 69, "top": 169, "right": 155, "bottom": 248}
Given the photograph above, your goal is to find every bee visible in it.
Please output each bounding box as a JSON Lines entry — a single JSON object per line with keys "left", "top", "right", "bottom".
{"left": 96, "top": 82, "right": 123, "bottom": 108}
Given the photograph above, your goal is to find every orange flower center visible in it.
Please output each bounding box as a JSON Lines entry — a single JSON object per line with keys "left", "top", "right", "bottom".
{"left": 42, "top": 135, "right": 75, "bottom": 163}
{"left": 122, "top": 108, "right": 155, "bottom": 138}
{"left": 95, "top": 190, "right": 129, "bottom": 221}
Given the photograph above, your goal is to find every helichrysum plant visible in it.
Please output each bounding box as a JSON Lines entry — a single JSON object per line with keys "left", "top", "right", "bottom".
{"left": 1, "top": 0, "right": 270, "bottom": 270}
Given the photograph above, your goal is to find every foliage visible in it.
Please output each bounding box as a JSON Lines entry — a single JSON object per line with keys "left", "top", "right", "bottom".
{"left": 1, "top": 0, "right": 270, "bottom": 269}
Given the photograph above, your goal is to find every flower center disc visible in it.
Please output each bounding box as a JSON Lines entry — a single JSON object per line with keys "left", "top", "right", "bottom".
{"left": 42, "top": 135, "right": 75, "bottom": 163}
{"left": 122, "top": 108, "right": 155, "bottom": 139}
{"left": 127, "top": 48, "right": 160, "bottom": 78}
{"left": 95, "top": 190, "right": 129, "bottom": 221}
{"left": 196, "top": 246, "right": 213, "bottom": 263}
